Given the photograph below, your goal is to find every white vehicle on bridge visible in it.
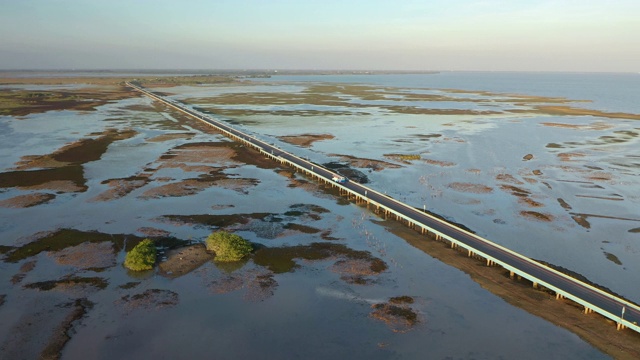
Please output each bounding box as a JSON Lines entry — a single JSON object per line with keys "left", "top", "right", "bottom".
{"left": 332, "top": 175, "right": 347, "bottom": 183}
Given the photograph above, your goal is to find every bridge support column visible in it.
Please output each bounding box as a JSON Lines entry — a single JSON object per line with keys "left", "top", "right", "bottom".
{"left": 555, "top": 293, "right": 564, "bottom": 300}
{"left": 583, "top": 307, "right": 593, "bottom": 314}
{"left": 509, "top": 271, "right": 515, "bottom": 278}
{"left": 486, "top": 259, "right": 493, "bottom": 266}
{"left": 532, "top": 282, "right": 538, "bottom": 289}
{"left": 617, "top": 323, "right": 626, "bottom": 331}
{"left": 469, "top": 250, "right": 474, "bottom": 257}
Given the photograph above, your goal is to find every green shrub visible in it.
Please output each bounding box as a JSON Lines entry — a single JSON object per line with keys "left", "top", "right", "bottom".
{"left": 205, "top": 231, "right": 252, "bottom": 262}
{"left": 124, "top": 239, "right": 157, "bottom": 271}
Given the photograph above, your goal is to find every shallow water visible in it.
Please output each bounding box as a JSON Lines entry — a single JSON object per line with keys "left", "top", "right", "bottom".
{"left": 0, "top": 76, "right": 631, "bottom": 359}
{"left": 192, "top": 74, "right": 640, "bottom": 301}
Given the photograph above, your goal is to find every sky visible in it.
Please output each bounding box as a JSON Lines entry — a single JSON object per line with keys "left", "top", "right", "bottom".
{"left": 1, "top": 0, "right": 639, "bottom": 72}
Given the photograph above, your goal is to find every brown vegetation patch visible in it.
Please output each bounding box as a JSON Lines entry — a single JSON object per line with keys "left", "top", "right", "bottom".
{"left": 557, "top": 152, "right": 586, "bottom": 162}
{"left": 92, "top": 176, "right": 149, "bottom": 201}
{"left": 370, "top": 298, "right": 419, "bottom": 333}
{"left": 332, "top": 258, "right": 382, "bottom": 285}
{"left": 15, "top": 128, "right": 137, "bottom": 170}
{"left": 140, "top": 179, "right": 214, "bottom": 198}
{"left": 0, "top": 129, "right": 137, "bottom": 194}
{"left": 496, "top": 174, "right": 524, "bottom": 185}
{"left": 188, "top": 91, "right": 345, "bottom": 107}
{"left": 518, "top": 197, "right": 544, "bottom": 208}
{"left": 535, "top": 107, "right": 640, "bottom": 121}
{"left": 389, "top": 295, "right": 415, "bottom": 305}
{"left": 213, "top": 178, "right": 260, "bottom": 193}
{"left": 283, "top": 223, "right": 322, "bottom": 234}
{"left": 444, "top": 88, "right": 575, "bottom": 103}
{"left": 423, "top": 158, "right": 456, "bottom": 167}
{"left": 278, "top": 133, "right": 334, "bottom": 147}
{"left": 137, "top": 227, "right": 171, "bottom": 237}
{"left": 0, "top": 296, "right": 93, "bottom": 360}
{"left": 25, "top": 277, "right": 108, "bottom": 294}
{"left": 210, "top": 108, "right": 365, "bottom": 117}
{"left": 0, "top": 86, "right": 135, "bottom": 116}
{"left": 116, "top": 289, "right": 179, "bottom": 311}
{"left": 500, "top": 184, "right": 531, "bottom": 197}
{"left": 0, "top": 74, "right": 234, "bottom": 87}
{"left": 159, "top": 244, "right": 214, "bottom": 279}
{"left": 253, "top": 242, "right": 387, "bottom": 276}
{"left": 209, "top": 275, "right": 246, "bottom": 294}
{"left": 383, "top": 153, "right": 420, "bottom": 164}
{"left": 278, "top": 169, "right": 311, "bottom": 189}
{"left": 6, "top": 229, "right": 143, "bottom": 263}
{"left": 557, "top": 198, "right": 572, "bottom": 210}
{"left": 139, "top": 75, "right": 236, "bottom": 87}
{"left": 39, "top": 298, "right": 93, "bottom": 360}
{"left": 586, "top": 172, "right": 613, "bottom": 181}
{"left": 572, "top": 215, "right": 591, "bottom": 229}
{"left": 118, "top": 282, "right": 140, "bottom": 290}
{"left": 11, "top": 260, "right": 37, "bottom": 285}
{"left": 413, "top": 133, "right": 443, "bottom": 140}
{"left": 49, "top": 242, "right": 116, "bottom": 270}
{"left": 382, "top": 106, "right": 501, "bottom": 116}
{"left": 288, "top": 203, "right": 330, "bottom": 215}
{"left": 245, "top": 273, "right": 278, "bottom": 302}
{"left": 21, "top": 260, "right": 37, "bottom": 273}
{"left": 520, "top": 211, "right": 554, "bottom": 222}
{"left": 0, "top": 167, "right": 87, "bottom": 193}
{"left": 122, "top": 104, "right": 155, "bottom": 112}
{"left": 156, "top": 213, "right": 271, "bottom": 229}
{"left": 604, "top": 252, "right": 622, "bottom": 265}
{"left": 160, "top": 142, "right": 238, "bottom": 166}
{"left": 147, "top": 132, "right": 195, "bottom": 142}
{"left": 541, "top": 122, "right": 608, "bottom": 130}
{"left": 447, "top": 182, "right": 493, "bottom": 194}
{"left": 320, "top": 230, "right": 340, "bottom": 241}
{"left": 0, "top": 192, "right": 55, "bottom": 208}
{"left": 129, "top": 142, "right": 260, "bottom": 198}
{"left": 207, "top": 269, "right": 278, "bottom": 302}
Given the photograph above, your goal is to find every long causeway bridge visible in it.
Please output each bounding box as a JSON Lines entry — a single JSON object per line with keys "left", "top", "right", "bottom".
{"left": 127, "top": 82, "right": 639, "bottom": 334}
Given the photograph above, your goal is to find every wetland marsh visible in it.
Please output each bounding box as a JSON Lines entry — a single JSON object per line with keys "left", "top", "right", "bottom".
{"left": 0, "top": 72, "right": 638, "bottom": 359}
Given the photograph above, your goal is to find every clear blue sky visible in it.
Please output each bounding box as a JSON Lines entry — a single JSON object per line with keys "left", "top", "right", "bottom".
{"left": 2, "top": 0, "right": 638, "bottom": 72}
